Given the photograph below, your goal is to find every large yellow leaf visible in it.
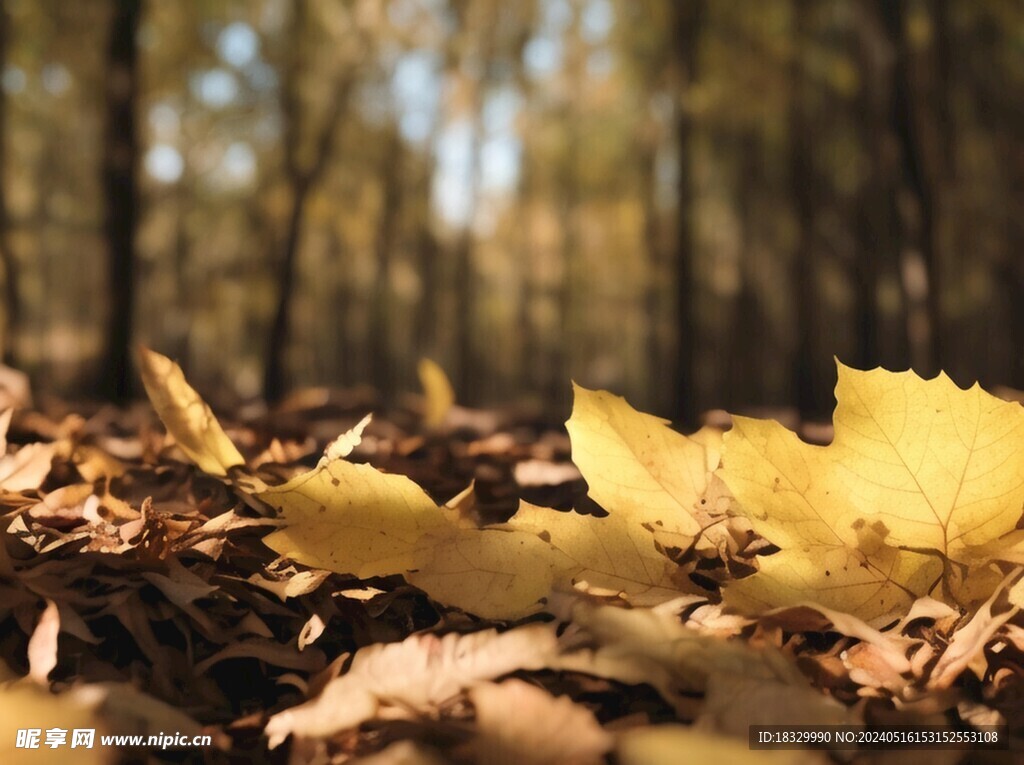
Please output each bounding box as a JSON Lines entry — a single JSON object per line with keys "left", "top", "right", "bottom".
{"left": 261, "top": 458, "right": 450, "bottom": 579}
{"left": 502, "top": 502, "right": 684, "bottom": 604}
{"left": 138, "top": 347, "right": 245, "bottom": 476}
{"left": 565, "top": 384, "right": 719, "bottom": 555}
{"left": 261, "top": 384, "right": 721, "bottom": 618}
{"left": 720, "top": 363, "right": 1024, "bottom": 621}
{"left": 261, "top": 422, "right": 571, "bottom": 619}
{"left": 138, "top": 361, "right": 706, "bottom": 617}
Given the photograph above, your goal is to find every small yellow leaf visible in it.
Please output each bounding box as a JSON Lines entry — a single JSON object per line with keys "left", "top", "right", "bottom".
{"left": 137, "top": 347, "right": 244, "bottom": 476}
{"left": 417, "top": 358, "right": 455, "bottom": 428}
{"left": 720, "top": 362, "right": 1024, "bottom": 621}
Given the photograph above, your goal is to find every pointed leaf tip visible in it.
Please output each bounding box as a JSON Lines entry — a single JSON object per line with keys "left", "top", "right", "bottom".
{"left": 138, "top": 347, "right": 245, "bottom": 476}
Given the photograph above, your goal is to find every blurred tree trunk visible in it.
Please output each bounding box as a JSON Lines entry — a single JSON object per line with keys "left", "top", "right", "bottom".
{"left": 640, "top": 127, "right": 663, "bottom": 411}
{"left": 728, "top": 131, "right": 764, "bottom": 409}
{"left": 789, "top": 0, "right": 827, "bottom": 417}
{"left": 452, "top": 124, "right": 481, "bottom": 399}
{"left": 0, "top": 0, "right": 17, "bottom": 366}
{"left": 515, "top": 146, "right": 537, "bottom": 395}
{"left": 879, "top": 0, "right": 942, "bottom": 375}
{"left": 264, "top": 0, "right": 355, "bottom": 402}
{"left": 448, "top": 0, "right": 493, "bottom": 401}
{"left": 668, "top": 0, "right": 704, "bottom": 427}
{"left": 852, "top": 1, "right": 897, "bottom": 371}
{"left": 967, "top": 13, "right": 1024, "bottom": 388}
{"left": 99, "top": 0, "right": 142, "bottom": 402}
{"left": 549, "top": 7, "right": 583, "bottom": 408}
{"left": 371, "top": 126, "right": 402, "bottom": 399}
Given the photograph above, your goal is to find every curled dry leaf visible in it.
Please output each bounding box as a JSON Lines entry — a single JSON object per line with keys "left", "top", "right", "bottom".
{"left": 551, "top": 599, "right": 809, "bottom": 718}
{"left": 0, "top": 408, "right": 55, "bottom": 492}
{"left": 456, "top": 679, "right": 613, "bottom": 765}
{"left": 264, "top": 623, "right": 560, "bottom": 748}
{"left": 928, "top": 568, "right": 1023, "bottom": 690}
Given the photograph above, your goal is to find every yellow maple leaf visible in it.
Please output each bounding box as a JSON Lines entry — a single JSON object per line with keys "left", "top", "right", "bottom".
{"left": 502, "top": 502, "right": 684, "bottom": 604}
{"left": 566, "top": 383, "right": 714, "bottom": 543}
{"left": 720, "top": 363, "right": 1024, "bottom": 621}
{"left": 138, "top": 347, "right": 244, "bottom": 476}
{"left": 138, "top": 359, "right": 712, "bottom": 617}
{"left": 260, "top": 418, "right": 568, "bottom": 618}
{"left": 263, "top": 384, "right": 720, "bottom": 617}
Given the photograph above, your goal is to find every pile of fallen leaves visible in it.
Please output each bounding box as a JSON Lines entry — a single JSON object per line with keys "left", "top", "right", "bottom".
{"left": 0, "top": 350, "right": 1021, "bottom": 764}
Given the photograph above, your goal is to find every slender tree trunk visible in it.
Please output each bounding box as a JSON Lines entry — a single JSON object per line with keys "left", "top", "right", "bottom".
{"left": 0, "top": 0, "right": 18, "bottom": 366}
{"left": 451, "top": 125, "right": 481, "bottom": 401}
{"left": 668, "top": 0, "right": 704, "bottom": 427}
{"left": 640, "top": 133, "right": 664, "bottom": 411}
{"left": 371, "top": 127, "right": 402, "bottom": 399}
{"left": 789, "top": 0, "right": 826, "bottom": 417}
{"left": 879, "top": 0, "right": 942, "bottom": 375}
{"left": 100, "top": 0, "right": 142, "bottom": 402}
{"left": 728, "top": 131, "right": 763, "bottom": 409}
{"left": 852, "top": 3, "right": 896, "bottom": 371}
{"left": 264, "top": 0, "right": 356, "bottom": 402}
{"left": 551, "top": 108, "right": 579, "bottom": 406}
{"left": 449, "top": 0, "right": 492, "bottom": 402}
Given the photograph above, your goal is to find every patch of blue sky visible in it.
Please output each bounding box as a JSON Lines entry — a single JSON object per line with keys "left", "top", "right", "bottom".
{"left": 145, "top": 144, "right": 184, "bottom": 183}
{"left": 581, "top": 0, "right": 614, "bottom": 43}
{"left": 480, "top": 134, "right": 520, "bottom": 193}
{"left": 483, "top": 86, "right": 521, "bottom": 135}
{"left": 392, "top": 50, "right": 441, "bottom": 143}
{"left": 217, "top": 21, "right": 260, "bottom": 68}
{"left": 2, "top": 66, "right": 26, "bottom": 95}
{"left": 524, "top": 35, "right": 562, "bottom": 79}
{"left": 433, "top": 118, "right": 474, "bottom": 226}
{"left": 190, "top": 68, "right": 239, "bottom": 109}
{"left": 221, "top": 141, "right": 257, "bottom": 187}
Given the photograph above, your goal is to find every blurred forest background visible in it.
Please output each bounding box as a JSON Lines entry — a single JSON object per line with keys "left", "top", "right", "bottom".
{"left": 0, "top": 0, "right": 1021, "bottom": 424}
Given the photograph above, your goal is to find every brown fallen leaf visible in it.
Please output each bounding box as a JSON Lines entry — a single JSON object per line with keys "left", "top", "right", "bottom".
{"left": 27, "top": 599, "right": 60, "bottom": 685}
{"left": 264, "top": 624, "right": 560, "bottom": 747}
{"left": 456, "top": 679, "right": 613, "bottom": 765}
{"left": 928, "top": 568, "right": 1022, "bottom": 690}
{"left": 0, "top": 409, "right": 54, "bottom": 492}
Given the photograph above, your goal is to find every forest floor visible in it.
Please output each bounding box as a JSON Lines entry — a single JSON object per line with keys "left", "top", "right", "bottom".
{"left": 0, "top": 361, "right": 1020, "bottom": 764}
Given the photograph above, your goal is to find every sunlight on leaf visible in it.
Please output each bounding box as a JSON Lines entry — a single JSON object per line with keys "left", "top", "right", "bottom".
{"left": 138, "top": 347, "right": 245, "bottom": 476}
{"left": 567, "top": 384, "right": 710, "bottom": 544}
{"left": 719, "top": 362, "right": 1024, "bottom": 621}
